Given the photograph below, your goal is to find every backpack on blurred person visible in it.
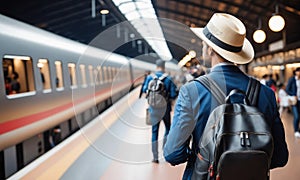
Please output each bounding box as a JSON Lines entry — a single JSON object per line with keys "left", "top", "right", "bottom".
{"left": 195, "top": 76, "right": 274, "bottom": 180}
{"left": 146, "top": 73, "right": 168, "bottom": 108}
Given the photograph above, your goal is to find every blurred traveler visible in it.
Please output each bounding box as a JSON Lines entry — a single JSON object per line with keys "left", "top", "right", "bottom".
{"left": 286, "top": 67, "right": 300, "bottom": 138}
{"left": 5, "top": 77, "right": 12, "bottom": 95}
{"left": 49, "top": 126, "right": 62, "bottom": 147}
{"left": 40, "top": 67, "right": 45, "bottom": 84}
{"left": 278, "top": 84, "right": 289, "bottom": 117}
{"left": 260, "top": 74, "right": 268, "bottom": 85}
{"left": 267, "top": 74, "right": 277, "bottom": 93}
{"left": 191, "top": 65, "right": 205, "bottom": 79}
{"left": 11, "top": 71, "right": 20, "bottom": 94}
{"left": 142, "top": 59, "right": 177, "bottom": 163}
{"left": 174, "top": 70, "right": 187, "bottom": 91}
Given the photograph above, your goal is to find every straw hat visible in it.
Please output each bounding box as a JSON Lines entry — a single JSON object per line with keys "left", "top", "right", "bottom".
{"left": 191, "top": 13, "right": 254, "bottom": 64}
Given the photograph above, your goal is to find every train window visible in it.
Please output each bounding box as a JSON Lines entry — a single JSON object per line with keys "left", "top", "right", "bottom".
{"left": 107, "top": 66, "right": 111, "bottom": 82}
{"left": 79, "top": 64, "right": 87, "bottom": 87}
{"left": 114, "top": 68, "right": 119, "bottom": 80}
{"left": 3, "top": 55, "right": 36, "bottom": 98}
{"left": 113, "top": 67, "right": 117, "bottom": 81}
{"left": 37, "top": 59, "right": 51, "bottom": 93}
{"left": 55, "top": 61, "right": 64, "bottom": 91}
{"left": 112, "top": 67, "right": 117, "bottom": 80}
{"left": 112, "top": 67, "right": 115, "bottom": 81}
{"left": 103, "top": 66, "right": 107, "bottom": 83}
{"left": 94, "top": 68, "right": 99, "bottom": 85}
{"left": 111, "top": 67, "right": 115, "bottom": 81}
{"left": 88, "top": 65, "right": 94, "bottom": 86}
{"left": 110, "top": 67, "right": 113, "bottom": 82}
{"left": 97, "top": 66, "right": 103, "bottom": 84}
{"left": 68, "top": 63, "right": 77, "bottom": 88}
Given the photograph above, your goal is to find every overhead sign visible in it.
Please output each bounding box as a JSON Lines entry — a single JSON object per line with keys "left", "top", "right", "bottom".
{"left": 269, "top": 40, "right": 284, "bottom": 52}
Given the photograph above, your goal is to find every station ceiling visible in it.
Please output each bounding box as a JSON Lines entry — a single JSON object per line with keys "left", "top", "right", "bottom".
{"left": 1, "top": 0, "right": 300, "bottom": 64}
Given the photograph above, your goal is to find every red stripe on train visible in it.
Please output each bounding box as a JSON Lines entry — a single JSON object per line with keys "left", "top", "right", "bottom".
{"left": 0, "top": 82, "right": 132, "bottom": 135}
{"left": 0, "top": 102, "right": 72, "bottom": 135}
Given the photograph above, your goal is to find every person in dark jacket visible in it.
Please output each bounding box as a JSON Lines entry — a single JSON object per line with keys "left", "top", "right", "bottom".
{"left": 164, "top": 13, "right": 288, "bottom": 179}
{"left": 11, "top": 71, "right": 20, "bottom": 93}
{"left": 286, "top": 67, "right": 300, "bottom": 138}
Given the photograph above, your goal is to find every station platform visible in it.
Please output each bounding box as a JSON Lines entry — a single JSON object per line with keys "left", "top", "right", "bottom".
{"left": 8, "top": 88, "right": 300, "bottom": 180}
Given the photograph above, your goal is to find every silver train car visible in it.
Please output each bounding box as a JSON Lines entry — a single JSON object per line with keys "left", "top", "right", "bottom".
{"left": 0, "top": 14, "right": 179, "bottom": 177}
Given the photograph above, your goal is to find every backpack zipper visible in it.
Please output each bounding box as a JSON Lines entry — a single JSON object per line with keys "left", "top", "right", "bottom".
{"left": 216, "top": 131, "right": 273, "bottom": 148}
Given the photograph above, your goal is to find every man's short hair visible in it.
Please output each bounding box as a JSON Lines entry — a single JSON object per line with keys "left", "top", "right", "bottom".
{"left": 295, "top": 67, "right": 300, "bottom": 72}
{"left": 156, "top": 59, "right": 165, "bottom": 68}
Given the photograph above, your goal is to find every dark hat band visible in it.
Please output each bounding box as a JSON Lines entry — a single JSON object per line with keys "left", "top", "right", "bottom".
{"left": 203, "top": 27, "right": 242, "bottom": 52}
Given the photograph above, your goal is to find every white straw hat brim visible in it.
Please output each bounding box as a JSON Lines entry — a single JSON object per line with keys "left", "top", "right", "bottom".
{"left": 191, "top": 27, "right": 254, "bottom": 64}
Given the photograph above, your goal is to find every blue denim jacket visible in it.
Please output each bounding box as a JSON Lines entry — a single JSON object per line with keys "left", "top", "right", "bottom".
{"left": 164, "top": 64, "right": 288, "bottom": 179}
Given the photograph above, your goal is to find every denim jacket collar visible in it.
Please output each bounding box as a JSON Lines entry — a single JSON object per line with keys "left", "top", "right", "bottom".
{"left": 210, "top": 63, "right": 240, "bottom": 73}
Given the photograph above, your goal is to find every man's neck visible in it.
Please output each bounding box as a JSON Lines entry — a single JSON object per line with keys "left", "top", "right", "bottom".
{"left": 156, "top": 67, "right": 164, "bottom": 72}
{"left": 211, "top": 56, "right": 229, "bottom": 67}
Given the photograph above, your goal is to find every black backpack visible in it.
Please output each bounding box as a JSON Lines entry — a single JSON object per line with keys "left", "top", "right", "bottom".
{"left": 195, "top": 76, "right": 274, "bottom": 180}
{"left": 147, "top": 73, "right": 168, "bottom": 108}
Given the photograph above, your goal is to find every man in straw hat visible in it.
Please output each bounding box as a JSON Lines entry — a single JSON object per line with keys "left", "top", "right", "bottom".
{"left": 164, "top": 13, "right": 288, "bottom": 179}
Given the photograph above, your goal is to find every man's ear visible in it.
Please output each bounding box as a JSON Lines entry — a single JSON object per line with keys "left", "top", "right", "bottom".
{"left": 208, "top": 46, "right": 214, "bottom": 56}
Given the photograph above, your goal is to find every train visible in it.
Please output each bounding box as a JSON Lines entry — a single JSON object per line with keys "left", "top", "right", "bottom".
{"left": 0, "top": 14, "right": 180, "bottom": 178}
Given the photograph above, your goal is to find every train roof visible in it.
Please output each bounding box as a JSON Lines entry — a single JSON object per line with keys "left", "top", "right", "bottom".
{"left": 0, "top": 14, "right": 129, "bottom": 65}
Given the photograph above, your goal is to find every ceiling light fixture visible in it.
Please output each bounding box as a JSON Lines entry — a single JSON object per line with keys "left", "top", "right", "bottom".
{"left": 268, "top": 4, "right": 285, "bottom": 32}
{"left": 100, "top": 9, "right": 109, "bottom": 27}
{"left": 253, "top": 18, "right": 266, "bottom": 44}
{"left": 100, "top": 9, "right": 109, "bottom": 15}
{"left": 253, "top": 30, "right": 266, "bottom": 44}
{"left": 189, "top": 50, "right": 196, "bottom": 58}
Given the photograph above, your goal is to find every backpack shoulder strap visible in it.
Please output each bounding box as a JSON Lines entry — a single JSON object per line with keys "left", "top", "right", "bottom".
{"left": 246, "top": 77, "right": 261, "bottom": 106}
{"left": 194, "top": 76, "right": 226, "bottom": 104}
{"left": 150, "top": 73, "right": 157, "bottom": 79}
{"left": 159, "top": 73, "right": 168, "bottom": 81}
